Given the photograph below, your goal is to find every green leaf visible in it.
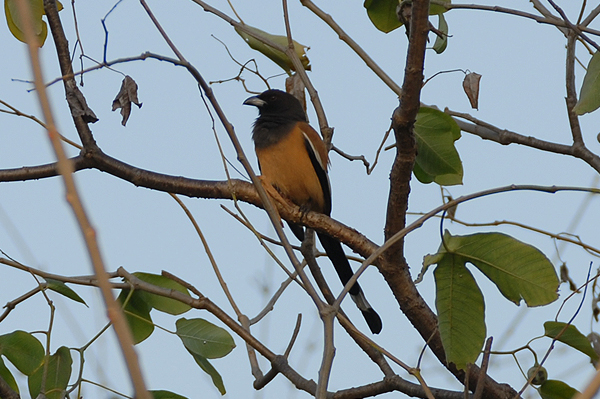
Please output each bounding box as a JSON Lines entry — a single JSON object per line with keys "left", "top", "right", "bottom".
{"left": 188, "top": 350, "right": 226, "bottom": 395}
{"left": 134, "top": 272, "right": 191, "bottom": 315}
{"left": 151, "top": 390, "right": 189, "bottom": 399}
{"left": 364, "top": 0, "right": 450, "bottom": 33}
{"left": 544, "top": 321, "right": 599, "bottom": 362}
{"left": 429, "top": 0, "right": 451, "bottom": 15}
{"left": 118, "top": 289, "right": 154, "bottom": 344}
{"left": 45, "top": 278, "right": 87, "bottom": 306}
{"left": 176, "top": 318, "right": 235, "bottom": 359}
{"left": 442, "top": 232, "right": 559, "bottom": 306}
{"left": 235, "top": 24, "right": 310, "bottom": 75}
{"left": 414, "top": 107, "right": 463, "bottom": 186}
{"left": 0, "top": 330, "right": 44, "bottom": 375}
{"left": 412, "top": 161, "right": 435, "bottom": 184}
{"left": 573, "top": 52, "right": 600, "bottom": 115}
{"left": 363, "top": 0, "right": 402, "bottom": 33}
{"left": 28, "top": 346, "right": 72, "bottom": 399}
{"left": 432, "top": 13, "right": 448, "bottom": 54}
{"left": 434, "top": 254, "right": 486, "bottom": 370}
{"left": 539, "top": 379, "right": 579, "bottom": 399}
{"left": 0, "top": 356, "right": 19, "bottom": 394}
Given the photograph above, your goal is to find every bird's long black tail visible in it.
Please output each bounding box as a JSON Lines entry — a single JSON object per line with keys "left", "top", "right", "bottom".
{"left": 316, "top": 232, "right": 382, "bottom": 334}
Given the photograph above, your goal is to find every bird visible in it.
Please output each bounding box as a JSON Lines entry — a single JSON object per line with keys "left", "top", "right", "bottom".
{"left": 244, "top": 89, "right": 382, "bottom": 334}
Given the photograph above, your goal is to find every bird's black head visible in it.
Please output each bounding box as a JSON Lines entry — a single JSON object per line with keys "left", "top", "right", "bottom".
{"left": 243, "top": 89, "right": 307, "bottom": 122}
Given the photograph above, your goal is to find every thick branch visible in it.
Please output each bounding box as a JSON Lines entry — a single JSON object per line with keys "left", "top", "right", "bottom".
{"left": 376, "top": 1, "right": 520, "bottom": 398}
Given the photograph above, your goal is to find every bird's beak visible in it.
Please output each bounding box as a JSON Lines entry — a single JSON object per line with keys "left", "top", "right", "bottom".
{"left": 243, "top": 96, "right": 266, "bottom": 107}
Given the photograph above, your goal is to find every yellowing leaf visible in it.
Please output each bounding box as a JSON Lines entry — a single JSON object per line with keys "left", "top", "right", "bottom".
{"left": 574, "top": 51, "right": 600, "bottom": 115}
{"left": 4, "top": 0, "right": 62, "bottom": 46}
{"left": 235, "top": 24, "right": 310, "bottom": 75}
{"left": 5, "top": 0, "right": 46, "bottom": 46}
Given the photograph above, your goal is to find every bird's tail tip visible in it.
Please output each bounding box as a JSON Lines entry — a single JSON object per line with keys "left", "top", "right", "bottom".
{"left": 362, "top": 308, "right": 383, "bottom": 334}
{"left": 351, "top": 291, "right": 383, "bottom": 334}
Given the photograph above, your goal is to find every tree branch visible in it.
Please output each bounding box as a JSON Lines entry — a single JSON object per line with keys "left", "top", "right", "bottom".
{"left": 446, "top": 111, "right": 600, "bottom": 174}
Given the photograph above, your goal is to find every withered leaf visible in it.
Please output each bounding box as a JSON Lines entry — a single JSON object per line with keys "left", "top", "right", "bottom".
{"left": 462, "top": 72, "right": 482, "bottom": 110}
{"left": 66, "top": 83, "right": 98, "bottom": 123}
{"left": 112, "top": 76, "right": 142, "bottom": 126}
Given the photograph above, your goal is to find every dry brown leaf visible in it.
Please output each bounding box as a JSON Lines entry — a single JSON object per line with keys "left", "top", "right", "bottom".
{"left": 112, "top": 76, "right": 142, "bottom": 126}
{"left": 462, "top": 72, "right": 482, "bottom": 110}
{"left": 66, "top": 84, "right": 98, "bottom": 123}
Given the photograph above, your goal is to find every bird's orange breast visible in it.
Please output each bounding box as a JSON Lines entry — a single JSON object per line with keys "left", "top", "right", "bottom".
{"left": 256, "top": 125, "right": 327, "bottom": 213}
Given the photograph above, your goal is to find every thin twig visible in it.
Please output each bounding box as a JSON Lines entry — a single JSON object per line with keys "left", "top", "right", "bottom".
{"left": 0, "top": 285, "right": 44, "bottom": 323}
{"left": 447, "top": 3, "right": 600, "bottom": 37}
{"left": 331, "top": 145, "right": 371, "bottom": 172}
{"left": 168, "top": 193, "right": 242, "bottom": 316}
{"left": 0, "top": 99, "right": 82, "bottom": 149}
{"left": 446, "top": 109, "right": 600, "bottom": 173}
{"left": 547, "top": 0, "right": 600, "bottom": 51}
{"left": 300, "top": 0, "right": 403, "bottom": 97}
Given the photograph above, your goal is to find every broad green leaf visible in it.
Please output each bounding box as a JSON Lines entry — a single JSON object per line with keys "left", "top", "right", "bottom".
{"left": 573, "top": 52, "right": 600, "bottom": 115}
{"left": 118, "top": 289, "right": 154, "bottom": 344}
{"left": 434, "top": 254, "right": 486, "bottom": 370}
{"left": 442, "top": 231, "right": 559, "bottom": 306}
{"left": 0, "top": 330, "right": 44, "bottom": 375}
{"left": 429, "top": 0, "right": 451, "bottom": 15}
{"left": 539, "top": 379, "right": 579, "bottom": 399}
{"left": 544, "top": 321, "right": 599, "bottom": 362}
{"left": 151, "top": 390, "right": 189, "bottom": 399}
{"left": 0, "top": 356, "right": 19, "bottom": 393}
{"left": 28, "top": 346, "right": 72, "bottom": 399}
{"left": 364, "top": 0, "right": 450, "bottom": 33}
{"left": 364, "top": 0, "right": 402, "bottom": 33}
{"left": 176, "top": 318, "right": 235, "bottom": 359}
{"left": 134, "top": 272, "right": 191, "bottom": 315}
{"left": 46, "top": 278, "right": 87, "bottom": 306}
{"left": 235, "top": 24, "right": 310, "bottom": 75}
{"left": 188, "top": 350, "right": 226, "bottom": 395}
{"left": 412, "top": 161, "right": 435, "bottom": 184}
{"left": 414, "top": 107, "right": 463, "bottom": 186}
{"left": 432, "top": 13, "right": 448, "bottom": 54}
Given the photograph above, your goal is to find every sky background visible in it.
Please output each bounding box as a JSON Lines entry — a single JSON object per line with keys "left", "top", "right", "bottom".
{"left": 1, "top": 0, "right": 600, "bottom": 398}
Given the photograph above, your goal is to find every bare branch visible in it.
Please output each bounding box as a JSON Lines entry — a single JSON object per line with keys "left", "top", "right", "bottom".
{"left": 446, "top": 110, "right": 600, "bottom": 173}
{"left": 447, "top": 3, "right": 600, "bottom": 37}
{"left": 301, "top": 0, "right": 403, "bottom": 97}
